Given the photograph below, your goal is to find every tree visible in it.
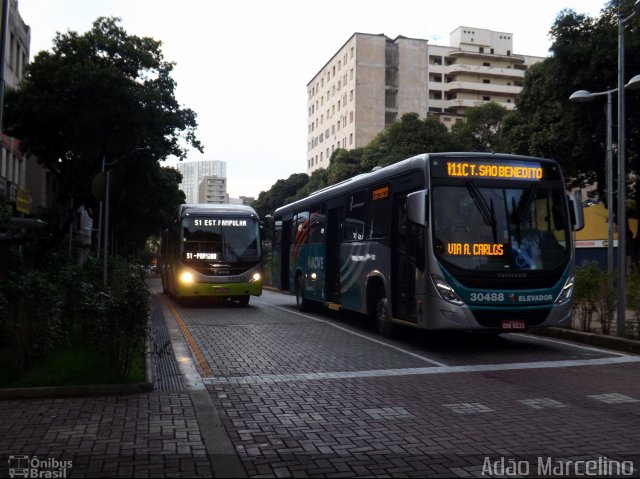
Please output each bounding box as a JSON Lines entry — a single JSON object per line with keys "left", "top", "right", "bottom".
{"left": 4, "top": 17, "right": 201, "bottom": 251}
{"left": 451, "top": 102, "right": 509, "bottom": 152}
{"left": 252, "top": 173, "right": 309, "bottom": 220}
{"left": 502, "top": 1, "right": 640, "bottom": 262}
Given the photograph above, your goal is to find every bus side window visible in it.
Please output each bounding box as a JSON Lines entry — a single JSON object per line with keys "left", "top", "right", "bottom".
{"left": 344, "top": 190, "right": 367, "bottom": 242}
{"left": 309, "top": 205, "right": 325, "bottom": 244}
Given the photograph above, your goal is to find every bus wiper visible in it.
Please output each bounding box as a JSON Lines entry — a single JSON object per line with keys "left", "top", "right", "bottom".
{"left": 466, "top": 181, "right": 498, "bottom": 243}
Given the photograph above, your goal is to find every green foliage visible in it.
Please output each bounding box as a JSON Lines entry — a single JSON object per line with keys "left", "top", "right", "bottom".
{"left": 627, "top": 267, "right": 640, "bottom": 338}
{"left": 0, "top": 253, "right": 150, "bottom": 383}
{"left": 252, "top": 173, "right": 309, "bottom": 219}
{"left": 85, "top": 257, "right": 150, "bottom": 379}
{"left": 451, "top": 102, "right": 509, "bottom": 152}
{"left": 573, "top": 262, "right": 602, "bottom": 331}
{"left": 4, "top": 17, "right": 198, "bottom": 253}
{"left": 0, "top": 269, "right": 64, "bottom": 373}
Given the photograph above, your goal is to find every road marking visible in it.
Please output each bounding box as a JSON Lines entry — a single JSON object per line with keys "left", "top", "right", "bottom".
{"left": 442, "top": 403, "right": 494, "bottom": 414}
{"left": 587, "top": 393, "right": 639, "bottom": 404}
{"left": 511, "top": 333, "right": 631, "bottom": 357}
{"left": 255, "top": 301, "right": 448, "bottom": 367}
{"left": 518, "top": 398, "right": 568, "bottom": 409}
{"left": 202, "top": 355, "right": 640, "bottom": 385}
{"left": 162, "top": 295, "right": 215, "bottom": 378}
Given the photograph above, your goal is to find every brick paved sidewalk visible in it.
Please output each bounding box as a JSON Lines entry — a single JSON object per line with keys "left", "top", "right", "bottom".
{"left": 0, "top": 295, "right": 230, "bottom": 478}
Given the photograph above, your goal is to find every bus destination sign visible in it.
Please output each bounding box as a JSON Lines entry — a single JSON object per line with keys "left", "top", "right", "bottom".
{"left": 445, "top": 160, "right": 543, "bottom": 180}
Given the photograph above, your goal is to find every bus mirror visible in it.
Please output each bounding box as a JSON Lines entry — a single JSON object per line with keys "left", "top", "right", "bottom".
{"left": 568, "top": 193, "right": 584, "bottom": 231}
{"left": 406, "top": 189, "right": 428, "bottom": 226}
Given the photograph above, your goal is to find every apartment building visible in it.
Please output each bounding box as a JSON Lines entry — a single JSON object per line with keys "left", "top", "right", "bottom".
{"left": 198, "top": 175, "right": 228, "bottom": 204}
{"left": 306, "top": 27, "right": 543, "bottom": 173}
{"left": 1, "top": 0, "right": 33, "bottom": 213}
{"left": 174, "top": 159, "right": 227, "bottom": 204}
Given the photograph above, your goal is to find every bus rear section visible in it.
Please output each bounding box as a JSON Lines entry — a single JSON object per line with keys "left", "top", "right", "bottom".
{"left": 162, "top": 204, "right": 263, "bottom": 305}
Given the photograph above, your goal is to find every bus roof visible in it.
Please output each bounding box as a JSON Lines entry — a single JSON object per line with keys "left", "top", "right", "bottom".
{"left": 176, "top": 203, "right": 259, "bottom": 218}
{"left": 274, "top": 152, "right": 559, "bottom": 217}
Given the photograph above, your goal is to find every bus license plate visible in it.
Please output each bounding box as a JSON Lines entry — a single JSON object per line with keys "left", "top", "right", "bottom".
{"left": 214, "top": 287, "right": 229, "bottom": 294}
{"left": 501, "top": 320, "right": 526, "bottom": 330}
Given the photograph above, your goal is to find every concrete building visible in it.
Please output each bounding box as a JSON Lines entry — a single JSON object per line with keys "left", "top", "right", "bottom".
{"left": 0, "top": 0, "right": 35, "bottom": 214}
{"left": 198, "top": 175, "right": 228, "bottom": 204}
{"left": 174, "top": 159, "right": 227, "bottom": 204}
{"left": 306, "top": 27, "right": 543, "bottom": 173}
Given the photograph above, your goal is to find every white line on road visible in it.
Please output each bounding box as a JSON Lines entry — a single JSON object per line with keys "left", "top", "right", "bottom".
{"left": 510, "top": 332, "right": 631, "bottom": 357}
{"left": 254, "top": 300, "right": 448, "bottom": 367}
{"left": 202, "top": 355, "right": 640, "bottom": 385}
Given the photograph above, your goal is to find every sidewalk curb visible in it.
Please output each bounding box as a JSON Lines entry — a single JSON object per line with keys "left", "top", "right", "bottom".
{"left": 530, "top": 327, "right": 640, "bottom": 355}
{"left": 0, "top": 337, "right": 154, "bottom": 400}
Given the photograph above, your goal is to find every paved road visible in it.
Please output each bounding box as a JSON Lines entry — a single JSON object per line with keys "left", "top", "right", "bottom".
{"left": 156, "top": 280, "right": 640, "bottom": 477}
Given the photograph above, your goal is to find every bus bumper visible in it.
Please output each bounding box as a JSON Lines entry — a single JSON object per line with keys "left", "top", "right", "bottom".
{"left": 176, "top": 279, "right": 263, "bottom": 298}
{"left": 420, "top": 294, "right": 573, "bottom": 331}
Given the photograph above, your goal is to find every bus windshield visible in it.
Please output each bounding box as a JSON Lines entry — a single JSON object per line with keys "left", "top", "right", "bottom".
{"left": 181, "top": 217, "right": 261, "bottom": 264}
{"left": 432, "top": 183, "right": 570, "bottom": 271}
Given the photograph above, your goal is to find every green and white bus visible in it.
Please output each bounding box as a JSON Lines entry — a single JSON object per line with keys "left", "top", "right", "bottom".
{"left": 161, "top": 204, "right": 263, "bottom": 305}
{"left": 272, "top": 153, "right": 583, "bottom": 336}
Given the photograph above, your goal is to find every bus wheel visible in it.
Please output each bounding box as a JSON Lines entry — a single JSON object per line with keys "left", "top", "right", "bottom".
{"left": 376, "top": 297, "right": 394, "bottom": 337}
{"left": 295, "top": 276, "right": 309, "bottom": 312}
{"left": 238, "top": 295, "right": 250, "bottom": 306}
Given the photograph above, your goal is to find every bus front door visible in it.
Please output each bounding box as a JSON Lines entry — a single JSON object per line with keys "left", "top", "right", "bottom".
{"left": 391, "top": 195, "right": 417, "bottom": 323}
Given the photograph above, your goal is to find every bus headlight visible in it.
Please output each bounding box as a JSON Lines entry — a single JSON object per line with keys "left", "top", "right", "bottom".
{"left": 555, "top": 275, "right": 574, "bottom": 305}
{"left": 431, "top": 275, "right": 464, "bottom": 306}
{"left": 249, "top": 272, "right": 261, "bottom": 283}
{"left": 179, "top": 271, "right": 195, "bottom": 284}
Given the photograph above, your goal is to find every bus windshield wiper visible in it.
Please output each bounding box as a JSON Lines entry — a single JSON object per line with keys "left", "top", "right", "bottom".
{"left": 466, "top": 181, "right": 498, "bottom": 243}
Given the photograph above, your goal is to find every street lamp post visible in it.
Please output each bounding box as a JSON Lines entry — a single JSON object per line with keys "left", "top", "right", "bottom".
{"left": 569, "top": 88, "right": 615, "bottom": 288}
{"left": 617, "top": 0, "right": 640, "bottom": 337}
{"left": 101, "top": 146, "right": 151, "bottom": 288}
{"left": 569, "top": 73, "right": 640, "bottom": 335}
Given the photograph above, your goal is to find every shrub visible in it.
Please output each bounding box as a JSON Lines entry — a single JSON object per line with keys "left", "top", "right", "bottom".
{"left": 0, "top": 269, "right": 64, "bottom": 372}
{"left": 573, "top": 263, "right": 601, "bottom": 332}
{"left": 85, "top": 257, "right": 150, "bottom": 380}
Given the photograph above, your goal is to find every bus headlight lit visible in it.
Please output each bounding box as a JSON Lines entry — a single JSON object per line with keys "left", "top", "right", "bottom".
{"left": 555, "top": 275, "right": 574, "bottom": 304}
{"left": 431, "top": 275, "right": 464, "bottom": 306}
{"left": 179, "top": 271, "right": 195, "bottom": 284}
{"left": 250, "top": 272, "right": 261, "bottom": 283}
{"left": 310, "top": 272, "right": 317, "bottom": 280}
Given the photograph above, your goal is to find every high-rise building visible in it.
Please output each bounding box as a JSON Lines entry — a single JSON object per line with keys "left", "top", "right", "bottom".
{"left": 174, "top": 159, "right": 227, "bottom": 204}
{"left": 306, "top": 27, "right": 543, "bottom": 173}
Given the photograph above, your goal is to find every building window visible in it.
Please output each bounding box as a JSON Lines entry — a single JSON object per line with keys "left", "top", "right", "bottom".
{"left": 483, "top": 96, "right": 491, "bottom": 101}
{"left": 349, "top": 133, "right": 353, "bottom": 145}
{"left": 483, "top": 79, "right": 490, "bottom": 84}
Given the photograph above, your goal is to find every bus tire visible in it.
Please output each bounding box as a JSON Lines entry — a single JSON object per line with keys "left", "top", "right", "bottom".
{"left": 376, "top": 297, "right": 394, "bottom": 337}
{"left": 238, "top": 295, "right": 250, "bottom": 306}
{"left": 295, "top": 276, "right": 309, "bottom": 312}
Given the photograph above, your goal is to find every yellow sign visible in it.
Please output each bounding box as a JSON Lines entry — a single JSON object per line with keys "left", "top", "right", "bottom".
{"left": 447, "top": 242, "right": 504, "bottom": 256}
{"left": 16, "top": 187, "right": 31, "bottom": 215}
{"left": 446, "top": 161, "right": 543, "bottom": 180}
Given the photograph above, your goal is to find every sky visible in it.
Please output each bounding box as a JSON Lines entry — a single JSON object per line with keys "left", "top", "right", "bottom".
{"left": 17, "top": 0, "right": 608, "bottom": 199}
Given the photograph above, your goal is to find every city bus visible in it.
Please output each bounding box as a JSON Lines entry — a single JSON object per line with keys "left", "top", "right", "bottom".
{"left": 272, "top": 152, "right": 583, "bottom": 336}
{"left": 161, "top": 204, "right": 263, "bottom": 305}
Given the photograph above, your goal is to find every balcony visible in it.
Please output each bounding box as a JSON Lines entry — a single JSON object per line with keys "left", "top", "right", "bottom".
{"left": 443, "top": 63, "right": 525, "bottom": 79}
{"left": 443, "top": 81, "right": 521, "bottom": 96}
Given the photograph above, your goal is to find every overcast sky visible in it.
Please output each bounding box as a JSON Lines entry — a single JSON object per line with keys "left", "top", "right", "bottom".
{"left": 18, "top": 0, "right": 607, "bottom": 198}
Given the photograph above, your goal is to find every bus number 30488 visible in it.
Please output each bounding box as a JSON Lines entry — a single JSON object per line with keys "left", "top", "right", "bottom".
{"left": 469, "top": 292, "right": 505, "bottom": 302}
